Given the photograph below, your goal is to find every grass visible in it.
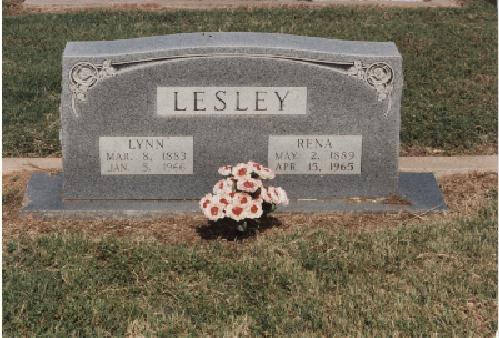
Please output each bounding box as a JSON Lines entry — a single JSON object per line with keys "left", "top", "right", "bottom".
{"left": 3, "top": 201, "right": 497, "bottom": 335}
{"left": 2, "top": 1, "right": 497, "bottom": 156}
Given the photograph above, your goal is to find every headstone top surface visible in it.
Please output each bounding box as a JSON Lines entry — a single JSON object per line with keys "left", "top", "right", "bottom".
{"left": 63, "top": 32, "right": 401, "bottom": 58}
{"left": 60, "top": 32, "right": 404, "bottom": 200}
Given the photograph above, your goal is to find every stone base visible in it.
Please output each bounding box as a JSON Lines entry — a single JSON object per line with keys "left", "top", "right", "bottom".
{"left": 21, "top": 172, "right": 446, "bottom": 218}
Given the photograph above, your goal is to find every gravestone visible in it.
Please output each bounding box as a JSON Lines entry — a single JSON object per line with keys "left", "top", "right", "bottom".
{"left": 23, "top": 32, "right": 446, "bottom": 216}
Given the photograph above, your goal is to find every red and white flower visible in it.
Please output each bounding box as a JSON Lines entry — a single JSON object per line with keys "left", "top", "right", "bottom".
{"left": 203, "top": 202, "right": 225, "bottom": 221}
{"left": 246, "top": 199, "right": 263, "bottom": 219}
{"left": 213, "top": 178, "right": 234, "bottom": 194}
{"left": 275, "top": 187, "right": 289, "bottom": 205}
{"left": 226, "top": 204, "right": 247, "bottom": 221}
{"left": 258, "top": 167, "right": 275, "bottom": 180}
{"left": 200, "top": 162, "right": 288, "bottom": 223}
{"left": 234, "top": 192, "right": 252, "bottom": 208}
{"left": 247, "top": 161, "right": 264, "bottom": 172}
{"left": 215, "top": 193, "right": 232, "bottom": 207}
{"left": 236, "top": 177, "right": 262, "bottom": 193}
{"left": 199, "top": 193, "right": 213, "bottom": 210}
{"left": 232, "top": 163, "right": 251, "bottom": 179}
{"left": 218, "top": 164, "right": 233, "bottom": 176}
{"left": 260, "top": 187, "right": 273, "bottom": 204}
{"left": 261, "top": 187, "right": 281, "bottom": 204}
{"left": 260, "top": 187, "right": 270, "bottom": 203}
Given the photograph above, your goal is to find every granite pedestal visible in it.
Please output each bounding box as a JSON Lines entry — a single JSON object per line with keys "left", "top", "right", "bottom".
{"left": 23, "top": 172, "right": 446, "bottom": 218}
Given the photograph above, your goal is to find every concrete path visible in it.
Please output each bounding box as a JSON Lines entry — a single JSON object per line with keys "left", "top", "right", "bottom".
{"left": 3, "top": 158, "right": 62, "bottom": 173}
{"left": 3, "top": 155, "right": 497, "bottom": 176}
{"left": 22, "top": 0, "right": 460, "bottom": 12}
{"left": 398, "top": 155, "right": 497, "bottom": 176}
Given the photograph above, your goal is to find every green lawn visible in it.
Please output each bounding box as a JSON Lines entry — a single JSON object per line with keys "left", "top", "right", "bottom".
{"left": 2, "top": 1, "right": 497, "bottom": 156}
{"left": 3, "top": 202, "right": 497, "bottom": 335}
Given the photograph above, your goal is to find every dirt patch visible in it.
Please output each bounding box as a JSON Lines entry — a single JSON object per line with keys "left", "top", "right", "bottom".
{"left": 15, "top": 0, "right": 461, "bottom": 15}
{"left": 382, "top": 193, "right": 411, "bottom": 205}
{"left": 439, "top": 171, "right": 497, "bottom": 213}
{"left": 400, "top": 143, "right": 497, "bottom": 157}
{"left": 2, "top": 170, "right": 497, "bottom": 245}
{"left": 4, "top": 0, "right": 25, "bottom": 15}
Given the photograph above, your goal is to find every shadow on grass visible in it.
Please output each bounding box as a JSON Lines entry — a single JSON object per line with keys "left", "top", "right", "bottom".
{"left": 196, "top": 216, "right": 282, "bottom": 241}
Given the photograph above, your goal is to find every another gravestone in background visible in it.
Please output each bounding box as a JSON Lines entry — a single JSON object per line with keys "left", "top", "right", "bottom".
{"left": 23, "top": 33, "right": 446, "bottom": 216}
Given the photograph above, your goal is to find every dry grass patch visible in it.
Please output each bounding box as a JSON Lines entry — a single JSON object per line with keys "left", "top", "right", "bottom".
{"left": 3, "top": 0, "right": 24, "bottom": 15}
{"left": 400, "top": 143, "right": 497, "bottom": 156}
{"left": 3, "top": 171, "right": 496, "bottom": 336}
{"left": 3, "top": 170, "right": 497, "bottom": 245}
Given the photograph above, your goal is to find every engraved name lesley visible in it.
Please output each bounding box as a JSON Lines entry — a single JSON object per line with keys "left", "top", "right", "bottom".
{"left": 157, "top": 87, "right": 307, "bottom": 115}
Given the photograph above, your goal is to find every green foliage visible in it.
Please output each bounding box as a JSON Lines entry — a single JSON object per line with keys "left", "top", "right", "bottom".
{"left": 3, "top": 205, "right": 497, "bottom": 335}
{"left": 2, "top": 1, "right": 497, "bottom": 156}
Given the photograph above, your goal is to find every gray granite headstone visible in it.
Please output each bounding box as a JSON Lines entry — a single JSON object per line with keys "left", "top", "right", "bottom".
{"left": 60, "top": 32, "right": 403, "bottom": 201}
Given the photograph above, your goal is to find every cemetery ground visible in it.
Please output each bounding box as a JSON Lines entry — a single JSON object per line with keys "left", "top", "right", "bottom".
{"left": 2, "top": 170, "right": 497, "bottom": 335}
{"left": 3, "top": 0, "right": 497, "bottom": 157}
{"left": 2, "top": 0, "right": 497, "bottom": 336}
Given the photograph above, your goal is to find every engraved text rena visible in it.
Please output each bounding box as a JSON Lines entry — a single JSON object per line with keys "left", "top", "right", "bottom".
{"left": 297, "top": 138, "right": 335, "bottom": 149}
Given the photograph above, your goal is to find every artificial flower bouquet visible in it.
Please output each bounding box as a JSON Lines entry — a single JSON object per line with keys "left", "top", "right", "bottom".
{"left": 200, "top": 161, "right": 288, "bottom": 231}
